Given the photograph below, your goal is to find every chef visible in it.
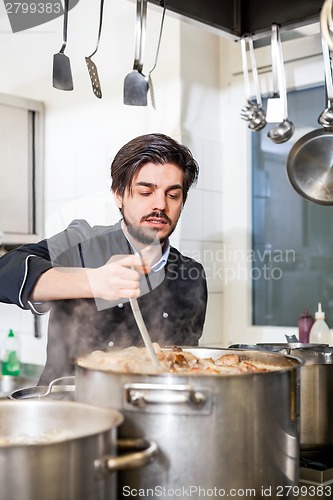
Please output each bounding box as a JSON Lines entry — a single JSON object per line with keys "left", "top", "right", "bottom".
{"left": 0, "top": 133, "right": 208, "bottom": 384}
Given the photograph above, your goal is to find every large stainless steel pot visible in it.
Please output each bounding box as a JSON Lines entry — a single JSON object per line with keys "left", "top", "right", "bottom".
{"left": 0, "top": 400, "right": 157, "bottom": 500}
{"left": 231, "top": 344, "right": 333, "bottom": 450}
{"left": 75, "top": 347, "right": 301, "bottom": 498}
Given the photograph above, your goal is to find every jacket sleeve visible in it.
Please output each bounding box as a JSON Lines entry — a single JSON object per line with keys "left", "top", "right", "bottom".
{"left": 0, "top": 219, "right": 93, "bottom": 311}
{"left": 0, "top": 240, "right": 53, "bottom": 310}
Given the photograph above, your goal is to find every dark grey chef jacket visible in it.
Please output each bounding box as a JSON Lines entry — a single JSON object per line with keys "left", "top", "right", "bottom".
{"left": 0, "top": 220, "right": 208, "bottom": 384}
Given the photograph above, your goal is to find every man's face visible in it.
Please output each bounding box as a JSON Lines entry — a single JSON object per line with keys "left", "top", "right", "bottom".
{"left": 114, "top": 162, "right": 184, "bottom": 245}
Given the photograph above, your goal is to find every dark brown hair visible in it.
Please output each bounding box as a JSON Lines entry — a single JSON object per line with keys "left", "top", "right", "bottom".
{"left": 111, "top": 133, "right": 199, "bottom": 203}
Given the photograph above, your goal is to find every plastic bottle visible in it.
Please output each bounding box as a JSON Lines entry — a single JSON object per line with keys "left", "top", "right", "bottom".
{"left": 309, "top": 303, "right": 332, "bottom": 345}
{"left": 2, "top": 329, "right": 20, "bottom": 376}
{"left": 298, "top": 308, "right": 315, "bottom": 343}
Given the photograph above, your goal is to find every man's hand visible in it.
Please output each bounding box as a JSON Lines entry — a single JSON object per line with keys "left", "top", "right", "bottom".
{"left": 87, "top": 254, "right": 149, "bottom": 301}
{"left": 30, "top": 254, "right": 150, "bottom": 302}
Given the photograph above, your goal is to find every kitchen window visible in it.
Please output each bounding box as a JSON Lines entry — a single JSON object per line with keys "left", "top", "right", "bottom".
{"left": 221, "top": 30, "right": 330, "bottom": 344}
{"left": 251, "top": 85, "right": 333, "bottom": 327}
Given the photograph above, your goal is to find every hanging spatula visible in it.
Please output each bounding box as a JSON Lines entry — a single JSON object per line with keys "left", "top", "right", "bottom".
{"left": 124, "top": 0, "right": 148, "bottom": 106}
{"left": 52, "top": 0, "right": 73, "bottom": 91}
{"left": 85, "top": 0, "right": 104, "bottom": 99}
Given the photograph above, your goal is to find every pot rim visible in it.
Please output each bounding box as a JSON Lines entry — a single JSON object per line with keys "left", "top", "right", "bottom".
{"left": 0, "top": 400, "right": 124, "bottom": 448}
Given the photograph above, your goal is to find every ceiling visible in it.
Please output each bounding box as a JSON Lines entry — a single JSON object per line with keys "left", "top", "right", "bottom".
{"left": 149, "top": 0, "right": 324, "bottom": 39}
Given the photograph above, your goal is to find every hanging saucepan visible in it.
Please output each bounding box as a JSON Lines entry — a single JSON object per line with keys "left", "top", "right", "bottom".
{"left": 286, "top": 35, "right": 333, "bottom": 205}
{"left": 287, "top": 129, "right": 333, "bottom": 205}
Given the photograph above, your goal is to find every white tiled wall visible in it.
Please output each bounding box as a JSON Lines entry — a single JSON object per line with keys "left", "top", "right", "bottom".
{"left": 178, "top": 23, "right": 224, "bottom": 347}
{"left": 0, "top": 1, "right": 225, "bottom": 366}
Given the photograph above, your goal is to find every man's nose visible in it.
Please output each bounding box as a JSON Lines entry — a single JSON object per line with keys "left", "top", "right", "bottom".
{"left": 152, "top": 191, "right": 166, "bottom": 210}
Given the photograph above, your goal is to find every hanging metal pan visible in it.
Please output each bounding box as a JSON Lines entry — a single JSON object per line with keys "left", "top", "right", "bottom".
{"left": 286, "top": 128, "right": 333, "bottom": 205}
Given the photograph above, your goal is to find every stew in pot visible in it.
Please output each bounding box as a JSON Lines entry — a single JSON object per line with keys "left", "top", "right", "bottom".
{"left": 77, "top": 345, "right": 283, "bottom": 376}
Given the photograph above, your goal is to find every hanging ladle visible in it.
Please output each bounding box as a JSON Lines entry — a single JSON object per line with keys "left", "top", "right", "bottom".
{"left": 85, "top": 0, "right": 104, "bottom": 99}
{"left": 123, "top": 0, "right": 148, "bottom": 106}
{"left": 146, "top": 1, "right": 167, "bottom": 109}
{"left": 240, "top": 37, "right": 257, "bottom": 121}
{"left": 52, "top": 0, "right": 73, "bottom": 91}
{"left": 248, "top": 36, "right": 266, "bottom": 131}
{"left": 267, "top": 24, "right": 294, "bottom": 144}
{"left": 318, "top": 33, "right": 333, "bottom": 129}
{"left": 240, "top": 36, "right": 266, "bottom": 131}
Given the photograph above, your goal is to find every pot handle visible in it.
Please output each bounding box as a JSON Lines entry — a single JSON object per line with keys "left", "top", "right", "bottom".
{"left": 125, "top": 382, "right": 206, "bottom": 408}
{"left": 94, "top": 438, "right": 157, "bottom": 478}
{"left": 42, "top": 376, "right": 76, "bottom": 397}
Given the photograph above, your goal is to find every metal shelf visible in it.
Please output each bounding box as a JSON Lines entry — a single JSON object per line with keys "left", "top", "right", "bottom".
{"left": 149, "top": 0, "right": 323, "bottom": 39}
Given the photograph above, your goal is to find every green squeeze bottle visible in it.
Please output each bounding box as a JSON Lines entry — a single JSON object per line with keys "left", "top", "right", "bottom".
{"left": 2, "top": 329, "right": 20, "bottom": 376}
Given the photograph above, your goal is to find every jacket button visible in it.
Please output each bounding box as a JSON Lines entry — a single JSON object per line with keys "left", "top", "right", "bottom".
{"left": 162, "top": 312, "right": 168, "bottom": 318}
{"left": 118, "top": 303, "right": 124, "bottom": 308}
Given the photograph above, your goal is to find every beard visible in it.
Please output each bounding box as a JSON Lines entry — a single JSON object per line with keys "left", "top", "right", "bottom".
{"left": 122, "top": 209, "right": 176, "bottom": 245}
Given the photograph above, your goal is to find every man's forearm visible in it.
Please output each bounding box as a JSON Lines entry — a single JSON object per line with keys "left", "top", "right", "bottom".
{"left": 30, "top": 254, "right": 145, "bottom": 303}
{"left": 30, "top": 268, "right": 93, "bottom": 302}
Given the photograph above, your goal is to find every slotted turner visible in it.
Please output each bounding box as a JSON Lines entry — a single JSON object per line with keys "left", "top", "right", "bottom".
{"left": 85, "top": 0, "right": 104, "bottom": 99}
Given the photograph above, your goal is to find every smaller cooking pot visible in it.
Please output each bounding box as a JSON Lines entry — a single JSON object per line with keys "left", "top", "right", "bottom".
{"left": 230, "top": 343, "right": 333, "bottom": 450}
{"left": 0, "top": 400, "right": 157, "bottom": 500}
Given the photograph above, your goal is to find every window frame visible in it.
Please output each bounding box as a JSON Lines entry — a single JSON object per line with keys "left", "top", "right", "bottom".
{"left": 0, "top": 93, "right": 44, "bottom": 246}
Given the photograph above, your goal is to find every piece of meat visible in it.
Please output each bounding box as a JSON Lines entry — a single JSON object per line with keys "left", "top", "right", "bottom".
{"left": 215, "top": 353, "right": 240, "bottom": 367}
{"left": 238, "top": 360, "right": 268, "bottom": 373}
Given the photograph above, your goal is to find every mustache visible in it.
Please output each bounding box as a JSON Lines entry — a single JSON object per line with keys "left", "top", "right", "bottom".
{"left": 141, "top": 211, "right": 171, "bottom": 225}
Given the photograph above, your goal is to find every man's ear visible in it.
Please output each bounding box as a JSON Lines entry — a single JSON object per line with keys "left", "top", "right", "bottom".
{"left": 113, "top": 190, "right": 123, "bottom": 209}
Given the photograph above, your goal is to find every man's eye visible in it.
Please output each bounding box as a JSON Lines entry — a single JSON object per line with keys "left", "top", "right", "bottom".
{"left": 168, "top": 192, "right": 180, "bottom": 199}
{"left": 140, "top": 191, "right": 151, "bottom": 196}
